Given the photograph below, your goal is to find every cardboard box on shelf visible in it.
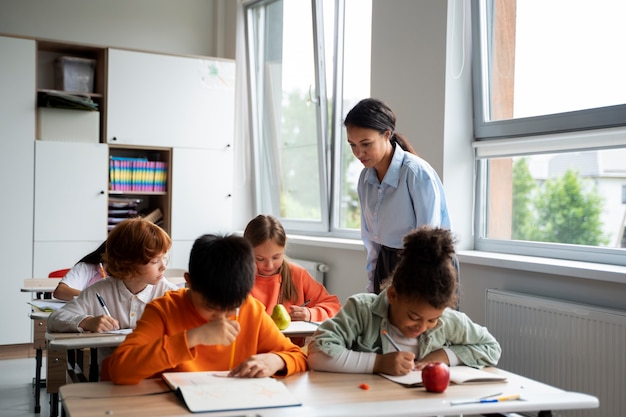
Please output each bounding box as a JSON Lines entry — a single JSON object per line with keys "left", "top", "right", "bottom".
{"left": 37, "top": 107, "right": 99, "bottom": 143}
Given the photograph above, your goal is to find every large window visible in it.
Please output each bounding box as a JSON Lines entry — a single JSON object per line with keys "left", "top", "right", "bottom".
{"left": 244, "top": 0, "right": 371, "bottom": 235}
{"left": 473, "top": 0, "right": 626, "bottom": 265}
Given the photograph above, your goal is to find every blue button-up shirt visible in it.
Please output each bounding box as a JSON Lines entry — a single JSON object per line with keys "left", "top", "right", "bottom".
{"left": 358, "top": 145, "right": 451, "bottom": 291}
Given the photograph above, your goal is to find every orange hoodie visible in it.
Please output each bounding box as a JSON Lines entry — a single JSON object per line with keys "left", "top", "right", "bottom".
{"left": 108, "top": 289, "right": 307, "bottom": 385}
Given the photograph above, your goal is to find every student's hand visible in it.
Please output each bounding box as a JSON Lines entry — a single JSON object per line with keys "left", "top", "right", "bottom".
{"left": 79, "top": 315, "right": 120, "bottom": 333}
{"left": 187, "top": 318, "right": 240, "bottom": 348}
{"left": 289, "top": 305, "right": 311, "bottom": 322}
{"left": 228, "top": 353, "right": 285, "bottom": 378}
{"left": 373, "top": 351, "right": 416, "bottom": 376}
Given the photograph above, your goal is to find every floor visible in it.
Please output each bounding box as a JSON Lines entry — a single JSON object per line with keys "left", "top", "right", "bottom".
{"left": 0, "top": 347, "right": 53, "bottom": 417}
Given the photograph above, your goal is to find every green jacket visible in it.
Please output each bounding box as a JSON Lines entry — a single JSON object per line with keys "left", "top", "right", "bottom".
{"left": 308, "top": 290, "right": 501, "bottom": 367}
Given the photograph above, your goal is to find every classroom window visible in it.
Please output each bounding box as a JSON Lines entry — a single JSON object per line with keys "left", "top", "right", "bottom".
{"left": 472, "top": 0, "right": 626, "bottom": 265}
{"left": 244, "top": 0, "right": 371, "bottom": 235}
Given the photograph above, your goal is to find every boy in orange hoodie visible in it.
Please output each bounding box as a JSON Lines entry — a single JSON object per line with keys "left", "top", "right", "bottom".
{"left": 107, "top": 234, "right": 308, "bottom": 385}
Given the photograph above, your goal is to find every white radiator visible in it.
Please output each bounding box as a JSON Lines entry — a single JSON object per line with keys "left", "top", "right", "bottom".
{"left": 486, "top": 289, "right": 626, "bottom": 417}
{"left": 289, "top": 258, "right": 329, "bottom": 284}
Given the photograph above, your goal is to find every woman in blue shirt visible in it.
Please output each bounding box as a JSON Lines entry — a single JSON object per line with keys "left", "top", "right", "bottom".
{"left": 345, "top": 98, "right": 452, "bottom": 293}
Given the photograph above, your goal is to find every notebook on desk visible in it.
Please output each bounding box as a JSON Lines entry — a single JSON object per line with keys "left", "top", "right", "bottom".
{"left": 380, "top": 366, "right": 507, "bottom": 388}
{"left": 27, "top": 299, "right": 66, "bottom": 312}
{"left": 162, "top": 371, "right": 301, "bottom": 413}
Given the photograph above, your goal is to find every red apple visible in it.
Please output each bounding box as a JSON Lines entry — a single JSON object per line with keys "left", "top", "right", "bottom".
{"left": 421, "top": 362, "right": 450, "bottom": 393}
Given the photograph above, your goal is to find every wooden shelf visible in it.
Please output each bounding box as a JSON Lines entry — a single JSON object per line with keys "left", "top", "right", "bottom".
{"left": 38, "top": 88, "right": 103, "bottom": 99}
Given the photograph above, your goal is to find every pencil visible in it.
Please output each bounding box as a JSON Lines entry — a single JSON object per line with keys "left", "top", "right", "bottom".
{"left": 382, "top": 330, "right": 401, "bottom": 352}
{"left": 229, "top": 307, "right": 240, "bottom": 369}
{"left": 99, "top": 263, "right": 106, "bottom": 278}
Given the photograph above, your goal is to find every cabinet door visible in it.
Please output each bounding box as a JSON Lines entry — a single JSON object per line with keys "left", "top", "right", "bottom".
{"left": 107, "top": 49, "right": 235, "bottom": 149}
{"left": 0, "top": 36, "right": 36, "bottom": 345}
{"left": 171, "top": 147, "right": 233, "bottom": 241}
{"left": 33, "top": 241, "right": 103, "bottom": 278}
{"left": 34, "top": 141, "right": 108, "bottom": 241}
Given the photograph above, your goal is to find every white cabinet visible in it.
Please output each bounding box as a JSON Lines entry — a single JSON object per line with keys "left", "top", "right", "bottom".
{"left": 107, "top": 48, "right": 235, "bottom": 149}
{"left": 170, "top": 147, "right": 234, "bottom": 269}
{"left": 0, "top": 36, "right": 36, "bottom": 345}
{"left": 33, "top": 141, "right": 108, "bottom": 276}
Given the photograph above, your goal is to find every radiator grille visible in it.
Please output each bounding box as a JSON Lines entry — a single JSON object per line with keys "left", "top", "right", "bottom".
{"left": 289, "top": 258, "right": 328, "bottom": 284}
{"left": 486, "top": 289, "right": 626, "bottom": 417}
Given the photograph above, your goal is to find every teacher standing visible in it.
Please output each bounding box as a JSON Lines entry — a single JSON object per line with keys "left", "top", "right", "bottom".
{"left": 344, "top": 98, "right": 453, "bottom": 294}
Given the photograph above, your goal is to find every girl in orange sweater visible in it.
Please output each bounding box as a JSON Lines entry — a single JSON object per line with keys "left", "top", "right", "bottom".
{"left": 244, "top": 215, "right": 341, "bottom": 324}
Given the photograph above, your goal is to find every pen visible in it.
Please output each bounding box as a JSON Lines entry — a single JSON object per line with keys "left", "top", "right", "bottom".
{"left": 95, "top": 292, "right": 112, "bottom": 317}
{"left": 99, "top": 263, "right": 106, "bottom": 278}
{"left": 480, "top": 392, "right": 503, "bottom": 400}
{"left": 229, "top": 307, "right": 240, "bottom": 369}
{"left": 300, "top": 299, "right": 311, "bottom": 307}
{"left": 382, "top": 330, "right": 401, "bottom": 352}
{"left": 451, "top": 394, "right": 521, "bottom": 405}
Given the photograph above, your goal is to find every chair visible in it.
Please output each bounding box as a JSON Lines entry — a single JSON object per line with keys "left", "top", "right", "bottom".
{"left": 48, "top": 268, "right": 71, "bottom": 278}
{"left": 100, "top": 355, "right": 112, "bottom": 382}
{"left": 42, "top": 268, "right": 71, "bottom": 300}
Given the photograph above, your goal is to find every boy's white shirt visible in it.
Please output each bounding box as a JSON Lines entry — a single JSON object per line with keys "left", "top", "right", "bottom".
{"left": 47, "top": 276, "right": 178, "bottom": 332}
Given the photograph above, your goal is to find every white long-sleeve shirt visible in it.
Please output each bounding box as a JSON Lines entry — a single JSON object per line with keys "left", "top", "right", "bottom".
{"left": 47, "top": 276, "right": 178, "bottom": 333}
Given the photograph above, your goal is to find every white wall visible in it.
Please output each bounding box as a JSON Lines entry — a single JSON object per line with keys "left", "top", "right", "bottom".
{"left": 0, "top": 0, "right": 236, "bottom": 58}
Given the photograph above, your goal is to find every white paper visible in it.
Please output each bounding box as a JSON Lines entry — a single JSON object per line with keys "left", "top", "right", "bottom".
{"left": 163, "top": 371, "right": 301, "bottom": 413}
{"left": 380, "top": 366, "right": 507, "bottom": 387}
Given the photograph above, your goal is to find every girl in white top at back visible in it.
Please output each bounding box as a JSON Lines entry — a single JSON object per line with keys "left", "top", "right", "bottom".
{"left": 52, "top": 241, "right": 107, "bottom": 301}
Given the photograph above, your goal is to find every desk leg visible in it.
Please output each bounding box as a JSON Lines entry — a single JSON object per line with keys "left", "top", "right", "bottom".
{"left": 89, "top": 348, "right": 99, "bottom": 381}
{"left": 49, "top": 393, "right": 59, "bottom": 417}
{"left": 34, "top": 347, "right": 43, "bottom": 413}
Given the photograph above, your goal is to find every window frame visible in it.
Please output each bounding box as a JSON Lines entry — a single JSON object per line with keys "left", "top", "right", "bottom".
{"left": 472, "top": 0, "right": 626, "bottom": 140}
{"left": 243, "top": 0, "right": 362, "bottom": 239}
{"left": 471, "top": 0, "right": 626, "bottom": 266}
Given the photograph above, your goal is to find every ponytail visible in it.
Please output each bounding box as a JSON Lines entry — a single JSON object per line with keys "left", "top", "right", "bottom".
{"left": 391, "top": 133, "right": 418, "bottom": 156}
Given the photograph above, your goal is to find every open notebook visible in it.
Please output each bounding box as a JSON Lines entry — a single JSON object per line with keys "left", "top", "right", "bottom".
{"left": 27, "top": 300, "right": 66, "bottom": 312}
{"left": 162, "top": 371, "right": 301, "bottom": 413}
{"left": 380, "top": 366, "right": 507, "bottom": 388}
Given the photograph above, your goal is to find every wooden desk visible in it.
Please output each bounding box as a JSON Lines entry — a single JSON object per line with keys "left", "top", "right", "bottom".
{"left": 23, "top": 276, "right": 60, "bottom": 412}
{"left": 29, "top": 311, "right": 51, "bottom": 413}
{"left": 46, "top": 332, "right": 128, "bottom": 417}
{"left": 166, "top": 276, "right": 186, "bottom": 288}
{"left": 45, "top": 319, "right": 314, "bottom": 416}
{"left": 23, "top": 277, "right": 184, "bottom": 292}
{"left": 59, "top": 368, "right": 598, "bottom": 417}
{"left": 281, "top": 321, "right": 318, "bottom": 338}
{"left": 22, "top": 278, "right": 61, "bottom": 297}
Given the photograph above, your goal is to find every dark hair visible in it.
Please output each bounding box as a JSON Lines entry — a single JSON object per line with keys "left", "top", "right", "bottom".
{"left": 243, "top": 215, "right": 298, "bottom": 303}
{"left": 187, "top": 234, "right": 255, "bottom": 310}
{"left": 102, "top": 218, "right": 171, "bottom": 281}
{"left": 391, "top": 226, "right": 458, "bottom": 309}
{"left": 343, "top": 98, "right": 417, "bottom": 155}
{"left": 78, "top": 241, "right": 107, "bottom": 265}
